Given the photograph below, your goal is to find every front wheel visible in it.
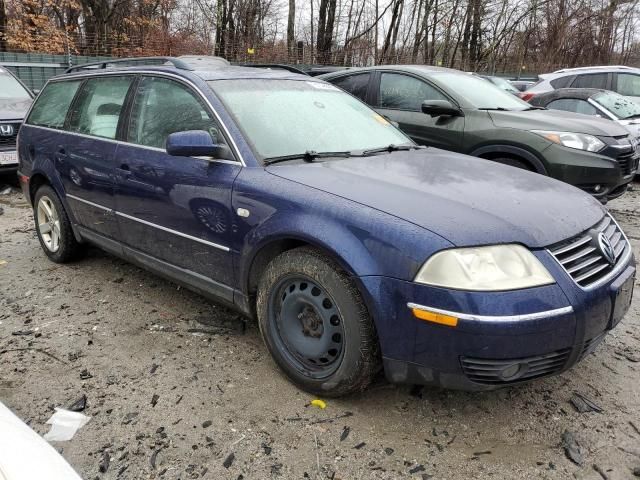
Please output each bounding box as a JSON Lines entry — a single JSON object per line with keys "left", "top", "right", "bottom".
{"left": 257, "top": 247, "right": 380, "bottom": 397}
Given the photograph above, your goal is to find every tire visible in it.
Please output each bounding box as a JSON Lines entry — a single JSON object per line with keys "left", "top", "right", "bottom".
{"left": 33, "top": 185, "right": 83, "bottom": 263}
{"left": 489, "top": 157, "right": 534, "bottom": 171}
{"left": 257, "top": 247, "right": 380, "bottom": 397}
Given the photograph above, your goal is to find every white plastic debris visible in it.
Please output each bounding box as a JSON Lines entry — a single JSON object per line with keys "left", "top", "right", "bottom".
{"left": 43, "top": 408, "right": 91, "bottom": 442}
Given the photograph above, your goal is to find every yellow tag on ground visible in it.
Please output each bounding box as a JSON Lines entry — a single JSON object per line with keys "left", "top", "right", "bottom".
{"left": 310, "top": 399, "right": 326, "bottom": 409}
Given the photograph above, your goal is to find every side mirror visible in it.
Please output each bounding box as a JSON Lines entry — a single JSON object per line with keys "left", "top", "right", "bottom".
{"left": 166, "top": 130, "right": 228, "bottom": 158}
{"left": 421, "top": 100, "right": 462, "bottom": 118}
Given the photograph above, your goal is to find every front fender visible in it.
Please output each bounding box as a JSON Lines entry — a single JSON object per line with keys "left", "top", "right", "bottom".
{"left": 232, "top": 168, "right": 453, "bottom": 294}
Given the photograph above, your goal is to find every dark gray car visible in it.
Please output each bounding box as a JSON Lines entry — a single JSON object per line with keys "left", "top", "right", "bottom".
{"left": 320, "top": 65, "right": 639, "bottom": 202}
{"left": 0, "top": 67, "right": 33, "bottom": 174}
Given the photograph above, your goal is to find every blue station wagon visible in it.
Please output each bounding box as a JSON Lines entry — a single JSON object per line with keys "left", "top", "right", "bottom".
{"left": 17, "top": 57, "right": 636, "bottom": 396}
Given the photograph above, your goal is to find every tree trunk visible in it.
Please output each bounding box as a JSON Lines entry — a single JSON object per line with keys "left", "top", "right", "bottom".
{"left": 0, "top": 0, "right": 7, "bottom": 52}
{"left": 287, "top": 0, "right": 295, "bottom": 60}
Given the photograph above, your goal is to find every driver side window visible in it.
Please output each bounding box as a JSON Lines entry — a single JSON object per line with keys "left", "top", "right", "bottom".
{"left": 127, "top": 76, "right": 227, "bottom": 150}
{"left": 379, "top": 73, "right": 447, "bottom": 111}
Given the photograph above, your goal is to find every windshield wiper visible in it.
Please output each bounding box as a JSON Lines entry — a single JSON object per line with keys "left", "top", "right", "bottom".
{"left": 522, "top": 106, "right": 546, "bottom": 111}
{"left": 622, "top": 113, "right": 640, "bottom": 120}
{"left": 361, "top": 144, "right": 422, "bottom": 156}
{"left": 263, "top": 150, "right": 353, "bottom": 166}
{"left": 477, "top": 107, "right": 510, "bottom": 111}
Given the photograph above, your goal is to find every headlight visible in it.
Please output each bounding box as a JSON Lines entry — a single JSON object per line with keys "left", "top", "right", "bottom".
{"left": 414, "top": 244, "right": 554, "bottom": 291}
{"left": 532, "top": 130, "right": 605, "bottom": 152}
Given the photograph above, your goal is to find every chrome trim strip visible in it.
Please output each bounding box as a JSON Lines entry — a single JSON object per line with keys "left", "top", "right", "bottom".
{"left": 66, "top": 193, "right": 230, "bottom": 252}
{"left": 115, "top": 210, "right": 230, "bottom": 252}
{"left": 66, "top": 193, "right": 112, "bottom": 212}
{"left": 23, "top": 70, "right": 246, "bottom": 167}
{"left": 407, "top": 302, "right": 574, "bottom": 322}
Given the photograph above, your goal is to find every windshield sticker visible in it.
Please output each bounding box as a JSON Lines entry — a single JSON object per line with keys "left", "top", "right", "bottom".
{"left": 306, "top": 82, "right": 339, "bottom": 91}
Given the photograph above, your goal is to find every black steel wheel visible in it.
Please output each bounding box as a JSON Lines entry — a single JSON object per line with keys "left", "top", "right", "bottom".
{"left": 257, "top": 247, "right": 380, "bottom": 396}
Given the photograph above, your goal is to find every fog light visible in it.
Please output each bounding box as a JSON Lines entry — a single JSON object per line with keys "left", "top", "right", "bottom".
{"left": 499, "top": 363, "right": 525, "bottom": 381}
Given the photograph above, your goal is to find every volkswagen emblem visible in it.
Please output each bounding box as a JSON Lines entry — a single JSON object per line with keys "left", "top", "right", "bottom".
{"left": 597, "top": 232, "right": 616, "bottom": 265}
{"left": 0, "top": 124, "right": 14, "bottom": 136}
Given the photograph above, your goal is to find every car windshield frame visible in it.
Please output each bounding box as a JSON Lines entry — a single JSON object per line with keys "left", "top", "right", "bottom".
{"left": 489, "top": 76, "right": 518, "bottom": 93}
{"left": 592, "top": 91, "right": 640, "bottom": 120}
{"left": 432, "top": 72, "right": 531, "bottom": 110}
{"left": 208, "top": 78, "right": 413, "bottom": 164}
{"left": 0, "top": 70, "right": 32, "bottom": 100}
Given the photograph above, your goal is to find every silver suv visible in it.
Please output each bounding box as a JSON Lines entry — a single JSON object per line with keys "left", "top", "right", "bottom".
{"left": 523, "top": 66, "right": 640, "bottom": 104}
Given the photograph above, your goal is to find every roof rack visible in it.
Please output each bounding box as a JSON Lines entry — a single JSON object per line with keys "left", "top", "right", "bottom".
{"left": 65, "top": 56, "right": 194, "bottom": 74}
{"left": 553, "top": 65, "right": 634, "bottom": 74}
{"left": 239, "top": 63, "right": 309, "bottom": 75}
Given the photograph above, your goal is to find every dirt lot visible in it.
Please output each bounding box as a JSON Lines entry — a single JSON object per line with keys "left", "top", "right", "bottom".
{"left": 1, "top": 176, "right": 639, "bottom": 480}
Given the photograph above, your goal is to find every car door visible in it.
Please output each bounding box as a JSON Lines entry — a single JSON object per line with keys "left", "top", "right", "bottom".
{"left": 113, "top": 74, "right": 241, "bottom": 293}
{"left": 546, "top": 98, "right": 601, "bottom": 118}
{"left": 373, "top": 72, "right": 464, "bottom": 151}
{"left": 328, "top": 72, "right": 373, "bottom": 103}
{"left": 614, "top": 73, "right": 640, "bottom": 104}
{"left": 60, "top": 75, "right": 135, "bottom": 240}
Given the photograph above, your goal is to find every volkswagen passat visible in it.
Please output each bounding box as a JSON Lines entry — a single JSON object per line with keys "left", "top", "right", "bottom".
{"left": 17, "top": 58, "right": 636, "bottom": 396}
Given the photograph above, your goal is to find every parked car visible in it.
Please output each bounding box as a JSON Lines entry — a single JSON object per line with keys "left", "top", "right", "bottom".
{"left": 0, "top": 402, "right": 83, "bottom": 480}
{"left": 0, "top": 67, "right": 34, "bottom": 174}
{"left": 478, "top": 74, "right": 520, "bottom": 95}
{"left": 511, "top": 80, "right": 536, "bottom": 92}
{"left": 521, "top": 65, "right": 640, "bottom": 104}
{"left": 529, "top": 88, "right": 640, "bottom": 140}
{"left": 320, "top": 65, "right": 638, "bottom": 201}
{"left": 18, "top": 58, "right": 635, "bottom": 396}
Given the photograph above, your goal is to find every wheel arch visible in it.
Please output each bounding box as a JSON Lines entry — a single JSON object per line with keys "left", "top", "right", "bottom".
{"left": 470, "top": 144, "right": 548, "bottom": 175}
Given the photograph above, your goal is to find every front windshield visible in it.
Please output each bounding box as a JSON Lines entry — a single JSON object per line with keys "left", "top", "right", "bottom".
{"left": 593, "top": 91, "right": 640, "bottom": 120}
{"left": 436, "top": 73, "right": 530, "bottom": 110}
{"left": 0, "top": 70, "right": 31, "bottom": 99}
{"left": 209, "top": 79, "right": 411, "bottom": 160}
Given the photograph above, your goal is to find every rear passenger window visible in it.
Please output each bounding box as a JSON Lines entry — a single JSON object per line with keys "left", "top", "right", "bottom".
{"left": 127, "top": 76, "right": 225, "bottom": 150}
{"left": 550, "top": 76, "right": 574, "bottom": 89}
{"left": 68, "top": 76, "right": 133, "bottom": 139}
{"left": 571, "top": 73, "right": 607, "bottom": 89}
{"left": 330, "top": 74, "right": 371, "bottom": 102}
{"left": 27, "top": 80, "right": 82, "bottom": 129}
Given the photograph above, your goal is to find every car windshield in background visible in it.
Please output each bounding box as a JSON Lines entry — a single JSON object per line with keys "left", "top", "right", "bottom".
{"left": 490, "top": 76, "right": 518, "bottom": 93}
{"left": 593, "top": 91, "right": 640, "bottom": 120}
{"left": 435, "top": 72, "right": 530, "bottom": 110}
{"left": 209, "top": 79, "right": 411, "bottom": 161}
{"left": 0, "top": 70, "right": 31, "bottom": 99}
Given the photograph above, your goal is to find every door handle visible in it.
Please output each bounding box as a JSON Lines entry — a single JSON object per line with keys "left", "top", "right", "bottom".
{"left": 54, "top": 146, "right": 66, "bottom": 164}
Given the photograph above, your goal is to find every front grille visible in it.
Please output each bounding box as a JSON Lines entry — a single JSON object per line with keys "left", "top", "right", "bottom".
{"left": 617, "top": 149, "right": 639, "bottom": 176}
{"left": 0, "top": 122, "right": 20, "bottom": 150}
{"left": 548, "top": 214, "right": 629, "bottom": 288}
{"left": 461, "top": 348, "right": 571, "bottom": 385}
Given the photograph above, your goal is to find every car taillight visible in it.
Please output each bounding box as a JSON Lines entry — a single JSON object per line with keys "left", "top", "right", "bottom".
{"left": 520, "top": 92, "right": 536, "bottom": 102}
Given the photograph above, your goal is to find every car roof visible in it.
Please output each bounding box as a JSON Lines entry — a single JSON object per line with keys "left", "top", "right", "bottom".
{"left": 552, "top": 65, "right": 639, "bottom": 74}
{"left": 319, "top": 64, "right": 461, "bottom": 79}
{"left": 536, "top": 88, "right": 607, "bottom": 100}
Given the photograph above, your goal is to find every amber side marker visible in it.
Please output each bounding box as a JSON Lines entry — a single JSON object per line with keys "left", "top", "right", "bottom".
{"left": 411, "top": 308, "right": 459, "bottom": 327}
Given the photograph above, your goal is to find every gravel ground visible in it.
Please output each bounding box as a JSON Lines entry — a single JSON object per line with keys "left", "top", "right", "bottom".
{"left": 0, "top": 175, "right": 639, "bottom": 480}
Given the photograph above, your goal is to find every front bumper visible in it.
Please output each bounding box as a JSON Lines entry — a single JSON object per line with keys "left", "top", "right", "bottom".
{"left": 543, "top": 143, "right": 638, "bottom": 201}
{"left": 361, "top": 252, "right": 635, "bottom": 391}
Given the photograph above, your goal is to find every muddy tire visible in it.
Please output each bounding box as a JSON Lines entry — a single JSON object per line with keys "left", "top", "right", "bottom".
{"left": 33, "top": 185, "right": 83, "bottom": 263}
{"left": 257, "top": 247, "right": 380, "bottom": 397}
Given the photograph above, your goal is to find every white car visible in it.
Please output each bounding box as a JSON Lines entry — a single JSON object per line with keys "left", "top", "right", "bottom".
{"left": 522, "top": 65, "right": 640, "bottom": 105}
{"left": 0, "top": 402, "right": 82, "bottom": 480}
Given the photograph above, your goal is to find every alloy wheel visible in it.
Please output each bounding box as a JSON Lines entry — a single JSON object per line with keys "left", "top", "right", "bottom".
{"left": 37, "top": 195, "right": 61, "bottom": 252}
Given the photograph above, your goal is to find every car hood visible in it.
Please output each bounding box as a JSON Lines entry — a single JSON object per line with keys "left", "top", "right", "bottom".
{"left": 489, "top": 108, "right": 630, "bottom": 137}
{"left": 268, "top": 149, "right": 605, "bottom": 248}
{"left": 0, "top": 97, "right": 32, "bottom": 120}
